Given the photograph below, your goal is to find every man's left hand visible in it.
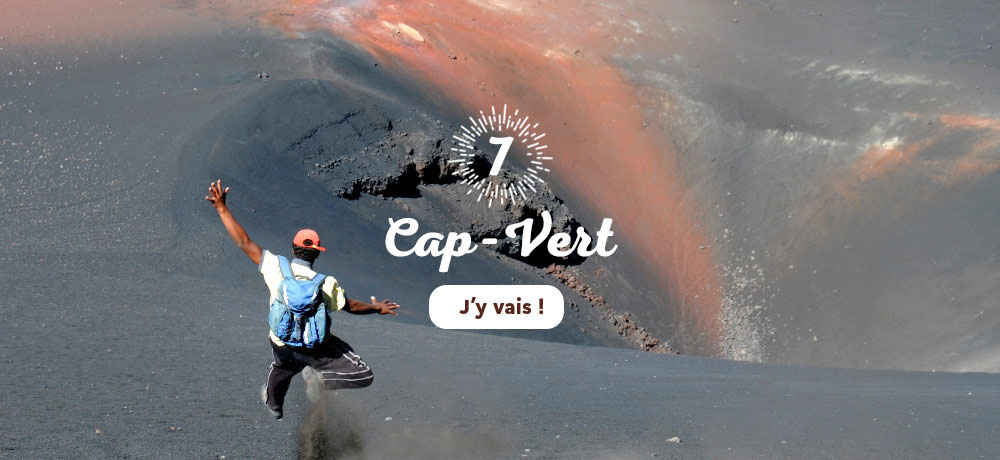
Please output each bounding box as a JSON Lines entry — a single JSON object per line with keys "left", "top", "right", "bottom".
{"left": 370, "top": 296, "right": 400, "bottom": 316}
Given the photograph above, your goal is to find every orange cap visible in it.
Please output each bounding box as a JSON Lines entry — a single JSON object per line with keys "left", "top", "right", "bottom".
{"left": 293, "top": 229, "right": 326, "bottom": 251}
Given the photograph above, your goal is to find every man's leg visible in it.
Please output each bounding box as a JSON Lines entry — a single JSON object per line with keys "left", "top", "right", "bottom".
{"left": 264, "top": 340, "right": 304, "bottom": 415}
{"left": 302, "top": 335, "right": 374, "bottom": 390}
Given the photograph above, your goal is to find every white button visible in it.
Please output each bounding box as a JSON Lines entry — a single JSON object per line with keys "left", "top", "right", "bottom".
{"left": 429, "top": 285, "right": 565, "bottom": 329}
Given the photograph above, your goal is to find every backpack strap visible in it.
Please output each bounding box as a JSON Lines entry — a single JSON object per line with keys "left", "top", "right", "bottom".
{"left": 277, "top": 255, "right": 294, "bottom": 280}
{"left": 310, "top": 273, "right": 326, "bottom": 288}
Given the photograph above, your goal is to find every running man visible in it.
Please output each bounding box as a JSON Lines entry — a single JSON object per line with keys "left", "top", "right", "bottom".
{"left": 206, "top": 180, "right": 400, "bottom": 420}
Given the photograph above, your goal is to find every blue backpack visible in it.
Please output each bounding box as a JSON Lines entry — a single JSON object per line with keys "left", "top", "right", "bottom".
{"left": 267, "top": 255, "right": 330, "bottom": 348}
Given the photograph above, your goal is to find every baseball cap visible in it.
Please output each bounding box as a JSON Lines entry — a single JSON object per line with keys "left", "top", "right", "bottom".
{"left": 293, "top": 229, "right": 326, "bottom": 251}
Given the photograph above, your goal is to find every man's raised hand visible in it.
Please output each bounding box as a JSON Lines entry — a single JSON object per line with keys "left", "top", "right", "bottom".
{"left": 205, "top": 179, "right": 230, "bottom": 210}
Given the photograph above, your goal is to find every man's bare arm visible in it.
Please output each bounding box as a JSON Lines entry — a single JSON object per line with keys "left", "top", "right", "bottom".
{"left": 345, "top": 297, "right": 400, "bottom": 316}
{"left": 206, "top": 179, "right": 263, "bottom": 265}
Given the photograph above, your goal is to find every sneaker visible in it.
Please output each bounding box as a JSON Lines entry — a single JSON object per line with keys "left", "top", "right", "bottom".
{"left": 260, "top": 383, "right": 282, "bottom": 420}
{"left": 301, "top": 366, "right": 323, "bottom": 403}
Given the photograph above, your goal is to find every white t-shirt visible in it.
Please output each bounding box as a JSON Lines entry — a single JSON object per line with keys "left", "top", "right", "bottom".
{"left": 259, "top": 250, "right": 347, "bottom": 345}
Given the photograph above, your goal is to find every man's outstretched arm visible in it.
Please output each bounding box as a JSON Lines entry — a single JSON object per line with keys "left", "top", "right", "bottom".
{"left": 346, "top": 297, "right": 400, "bottom": 316}
{"left": 205, "top": 179, "right": 263, "bottom": 265}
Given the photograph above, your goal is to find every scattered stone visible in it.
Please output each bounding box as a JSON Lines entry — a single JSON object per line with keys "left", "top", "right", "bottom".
{"left": 95, "top": 429, "right": 102, "bottom": 435}
{"left": 385, "top": 416, "right": 393, "bottom": 421}
{"left": 666, "top": 436, "right": 681, "bottom": 443}
{"left": 548, "top": 264, "right": 671, "bottom": 353}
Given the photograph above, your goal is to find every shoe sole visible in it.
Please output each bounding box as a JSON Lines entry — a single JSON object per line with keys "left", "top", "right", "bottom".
{"left": 301, "top": 366, "right": 323, "bottom": 403}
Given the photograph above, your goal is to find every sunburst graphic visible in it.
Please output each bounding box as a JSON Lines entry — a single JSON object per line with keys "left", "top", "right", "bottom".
{"left": 449, "top": 104, "right": 553, "bottom": 208}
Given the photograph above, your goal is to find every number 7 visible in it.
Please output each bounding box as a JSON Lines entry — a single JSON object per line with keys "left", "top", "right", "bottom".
{"left": 488, "top": 136, "right": 514, "bottom": 176}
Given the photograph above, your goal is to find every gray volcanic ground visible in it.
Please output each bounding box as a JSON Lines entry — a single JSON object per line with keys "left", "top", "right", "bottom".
{"left": 627, "top": 0, "right": 1000, "bottom": 372}
{"left": 2, "top": 1, "right": 1000, "bottom": 459}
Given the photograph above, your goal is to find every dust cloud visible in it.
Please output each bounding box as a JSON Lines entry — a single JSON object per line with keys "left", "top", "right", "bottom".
{"left": 297, "top": 397, "right": 507, "bottom": 460}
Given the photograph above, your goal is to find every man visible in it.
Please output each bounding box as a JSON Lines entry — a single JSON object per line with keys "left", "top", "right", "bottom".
{"left": 206, "top": 179, "right": 400, "bottom": 420}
